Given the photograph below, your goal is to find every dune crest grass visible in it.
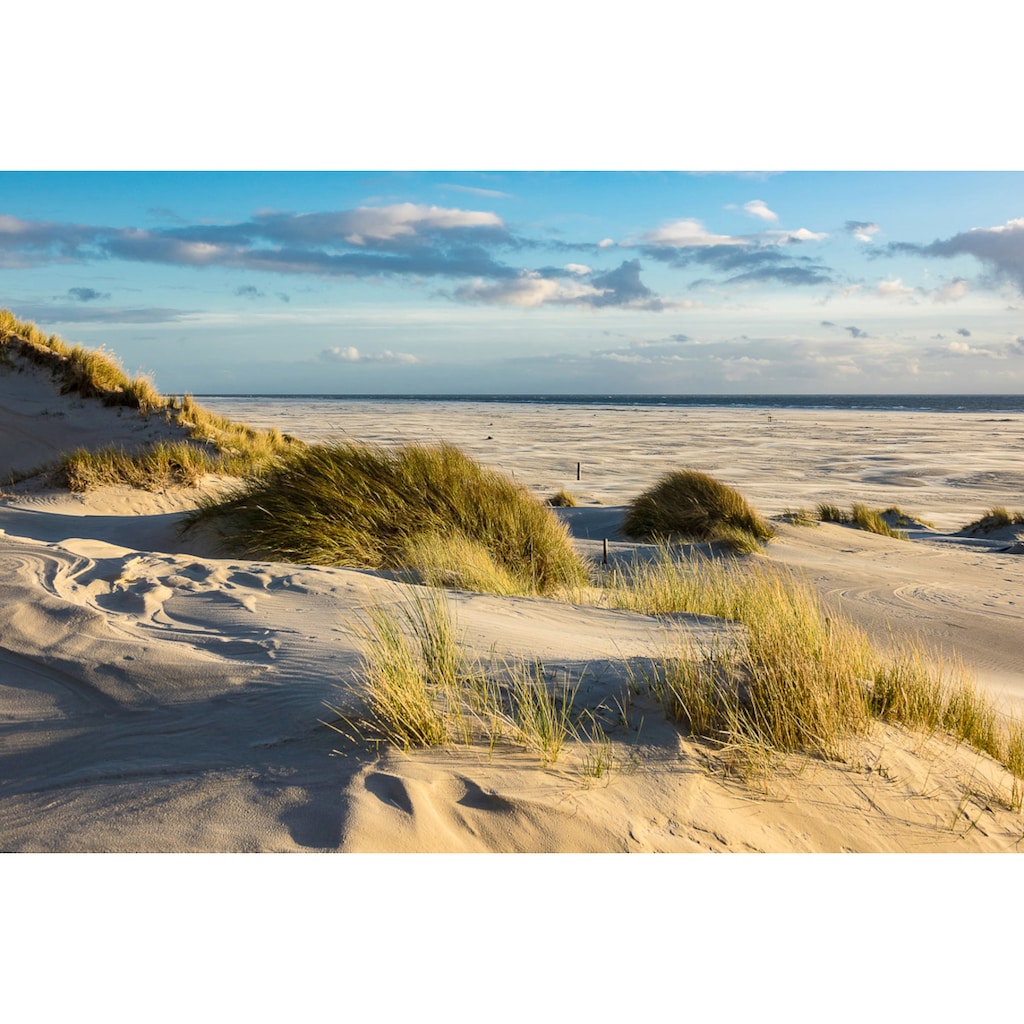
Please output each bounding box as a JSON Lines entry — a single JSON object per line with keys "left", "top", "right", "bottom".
{"left": 816, "top": 502, "right": 908, "bottom": 539}
{"left": 183, "top": 441, "right": 589, "bottom": 596}
{"left": 1, "top": 309, "right": 297, "bottom": 489}
{"left": 1, "top": 308, "right": 164, "bottom": 411}
{"left": 962, "top": 507, "right": 1024, "bottom": 533}
{"left": 622, "top": 470, "right": 773, "bottom": 553}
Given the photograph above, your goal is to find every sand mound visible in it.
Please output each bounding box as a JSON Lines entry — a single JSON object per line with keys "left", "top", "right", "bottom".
{"left": 0, "top": 354, "right": 189, "bottom": 483}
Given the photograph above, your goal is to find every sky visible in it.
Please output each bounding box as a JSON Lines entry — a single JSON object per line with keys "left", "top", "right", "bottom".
{"left": 4, "top": 4, "right": 1023, "bottom": 397}
{"left": 4, "top": 170, "right": 1024, "bottom": 394}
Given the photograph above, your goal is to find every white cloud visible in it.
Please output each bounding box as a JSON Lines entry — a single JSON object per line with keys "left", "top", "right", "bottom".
{"left": 339, "top": 203, "right": 504, "bottom": 245}
{"left": 639, "top": 218, "right": 826, "bottom": 248}
{"left": 641, "top": 218, "right": 741, "bottom": 247}
{"left": 595, "top": 351, "right": 687, "bottom": 364}
{"left": 455, "top": 271, "right": 599, "bottom": 307}
{"left": 597, "top": 238, "right": 615, "bottom": 248}
{"left": 321, "top": 345, "right": 419, "bottom": 364}
{"left": 372, "top": 350, "right": 420, "bottom": 364}
{"left": 763, "top": 227, "right": 829, "bottom": 244}
{"left": 877, "top": 277, "right": 916, "bottom": 300}
{"left": 322, "top": 345, "right": 360, "bottom": 361}
{"left": 743, "top": 200, "right": 778, "bottom": 222}
{"left": 0, "top": 214, "right": 31, "bottom": 233}
{"left": 946, "top": 341, "right": 1002, "bottom": 358}
{"left": 564, "top": 263, "right": 592, "bottom": 276}
{"left": 934, "top": 277, "right": 969, "bottom": 303}
{"left": 438, "top": 184, "right": 514, "bottom": 199}
{"left": 849, "top": 222, "right": 880, "bottom": 243}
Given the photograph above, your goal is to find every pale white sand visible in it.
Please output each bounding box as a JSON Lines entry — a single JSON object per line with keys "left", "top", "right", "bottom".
{"left": 3, "top": 361, "right": 1024, "bottom": 852}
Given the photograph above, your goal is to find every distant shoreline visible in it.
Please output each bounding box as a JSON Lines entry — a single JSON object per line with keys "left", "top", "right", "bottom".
{"left": 192, "top": 393, "right": 1024, "bottom": 413}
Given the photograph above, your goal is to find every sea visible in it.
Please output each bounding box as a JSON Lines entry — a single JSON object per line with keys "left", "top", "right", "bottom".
{"left": 196, "top": 394, "right": 1024, "bottom": 414}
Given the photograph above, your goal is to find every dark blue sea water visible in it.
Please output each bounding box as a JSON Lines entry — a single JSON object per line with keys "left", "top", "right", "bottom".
{"left": 196, "top": 394, "right": 1024, "bottom": 414}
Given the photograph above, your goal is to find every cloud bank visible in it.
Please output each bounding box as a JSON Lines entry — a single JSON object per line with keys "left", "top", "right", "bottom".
{"left": 886, "top": 218, "right": 1024, "bottom": 292}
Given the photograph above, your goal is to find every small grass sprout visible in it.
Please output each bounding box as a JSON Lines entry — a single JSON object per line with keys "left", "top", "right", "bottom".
{"left": 546, "top": 489, "right": 579, "bottom": 507}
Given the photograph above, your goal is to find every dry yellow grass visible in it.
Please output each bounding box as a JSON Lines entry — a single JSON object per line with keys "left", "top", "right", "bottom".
{"left": 1, "top": 309, "right": 297, "bottom": 489}
{"left": 600, "top": 548, "right": 1024, "bottom": 791}
{"left": 325, "top": 591, "right": 595, "bottom": 768}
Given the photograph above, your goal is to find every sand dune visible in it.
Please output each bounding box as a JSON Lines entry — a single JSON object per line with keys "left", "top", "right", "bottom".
{"left": 3, "top": 356, "right": 1024, "bottom": 852}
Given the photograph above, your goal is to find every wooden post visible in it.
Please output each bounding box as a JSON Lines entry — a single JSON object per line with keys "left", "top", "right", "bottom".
{"left": 576, "top": 461, "right": 581, "bottom": 481}
{"left": 603, "top": 538, "right": 608, "bottom": 565}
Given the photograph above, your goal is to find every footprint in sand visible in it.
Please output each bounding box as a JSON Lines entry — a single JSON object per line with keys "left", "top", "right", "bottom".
{"left": 364, "top": 772, "right": 415, "bottom": 815}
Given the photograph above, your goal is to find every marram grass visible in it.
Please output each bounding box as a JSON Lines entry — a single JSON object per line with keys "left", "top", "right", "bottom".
{"left": 963, "top": 507, "right": 1024, "bottom": 533}
{"left": 1, "top": 309, "right": 296, "bottom": 489}
{"left": 816, "top": 502, "right": 908, "bottom": 539}
{"left": 326, "top": 591, "right": 599, "bottom": 768}
{"left": 602, "top": 548, "right": 1024, "bottom": 791}
{"left": 545, "top": 489, "right": 579, "bottom": 507}
{"left": 622, "top": 469, "right": 773, "bottom": 553}
{"left": 1, "top": 308, "right": 148, "bottom": 409}
{"left": 183, "top": 441, "right": 589, "bottom": 596}
{"left": 328, "top": 556, "right": 1024, "bottom": 805}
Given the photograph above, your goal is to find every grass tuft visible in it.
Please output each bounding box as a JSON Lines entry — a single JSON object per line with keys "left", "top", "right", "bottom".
{"left": 183, "top": 441, "right": 589, "bottom": 595}
{"left": 600, "top": 548, "right": 1024, "bottom": 792}
{"left": 546, "top": 489, "right": 579, "bottom": 507}
{"left": 2, "top": 309, "right": 162, "bottom": 410}
{"left": 398, "top": 531, "right": 525, "bottom": 596}
{"left": 962, "top": 507, "right": 1024, "bottom": 534}
{"left": 328, "top": 592, "right": 602, "bottom": 769}
{"left": 817, "top": 502, "right": 907, "bottom": 538}
{"left": 55, "top": 442, "right": 218, "bottom": 491}
{"left": 777, "top": 507, "right": 819, "bottom": 527}
{"left": 622, "top": 469, "right": 773, "bottom": 552}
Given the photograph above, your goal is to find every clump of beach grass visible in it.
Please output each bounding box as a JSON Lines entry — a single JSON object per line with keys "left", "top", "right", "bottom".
{"left": 881, "top": 505, "right": 934, "bottom": 530}
{"left": 622, "top": 469, "right": 774, "bottom": 553}
{"left": 600, "top": 548, "right": 1024, "bottom": 795}
{"left": 348, "top": 593, "right": 457, "bottom": 749}
{"left": 1, "top": 309, "right": 164, "bottom": 411}
{"left": 777, "top": 507, "right": 819, "bottom": 527}
{"left": 398, "top": 531, "right": 525, "bottom": 596}
{"left": 55, "top": 442, "right": 220, "bottom": 491}
{"left": 545, "top": 489, "right": 579, "bottom": 507}
{"left": 183, "top": 441, "right": 589, "bottom": 596}
{"left": 816, "top": 502, "right": 907, "bottom": 539}
{"left": 326, "top": 591, "right": 601, "bottom": 768}
{"left": 608, "top": 552, "right": 874, "bottom": 762}
{"left": 962, "top": 507, "right": 1024, "bottom": 534}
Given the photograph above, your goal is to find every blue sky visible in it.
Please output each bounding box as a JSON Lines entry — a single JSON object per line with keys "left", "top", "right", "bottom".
{"left": 4, "top": 5, "right": 1023, "bottom": 396}
{"left": 4, "top": 170, "right": 1024, "bottom": 394}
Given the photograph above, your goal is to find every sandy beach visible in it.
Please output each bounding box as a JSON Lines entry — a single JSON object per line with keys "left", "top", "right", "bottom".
{"left": 3, "top": 367, "right": 1024, "bottom": 852}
